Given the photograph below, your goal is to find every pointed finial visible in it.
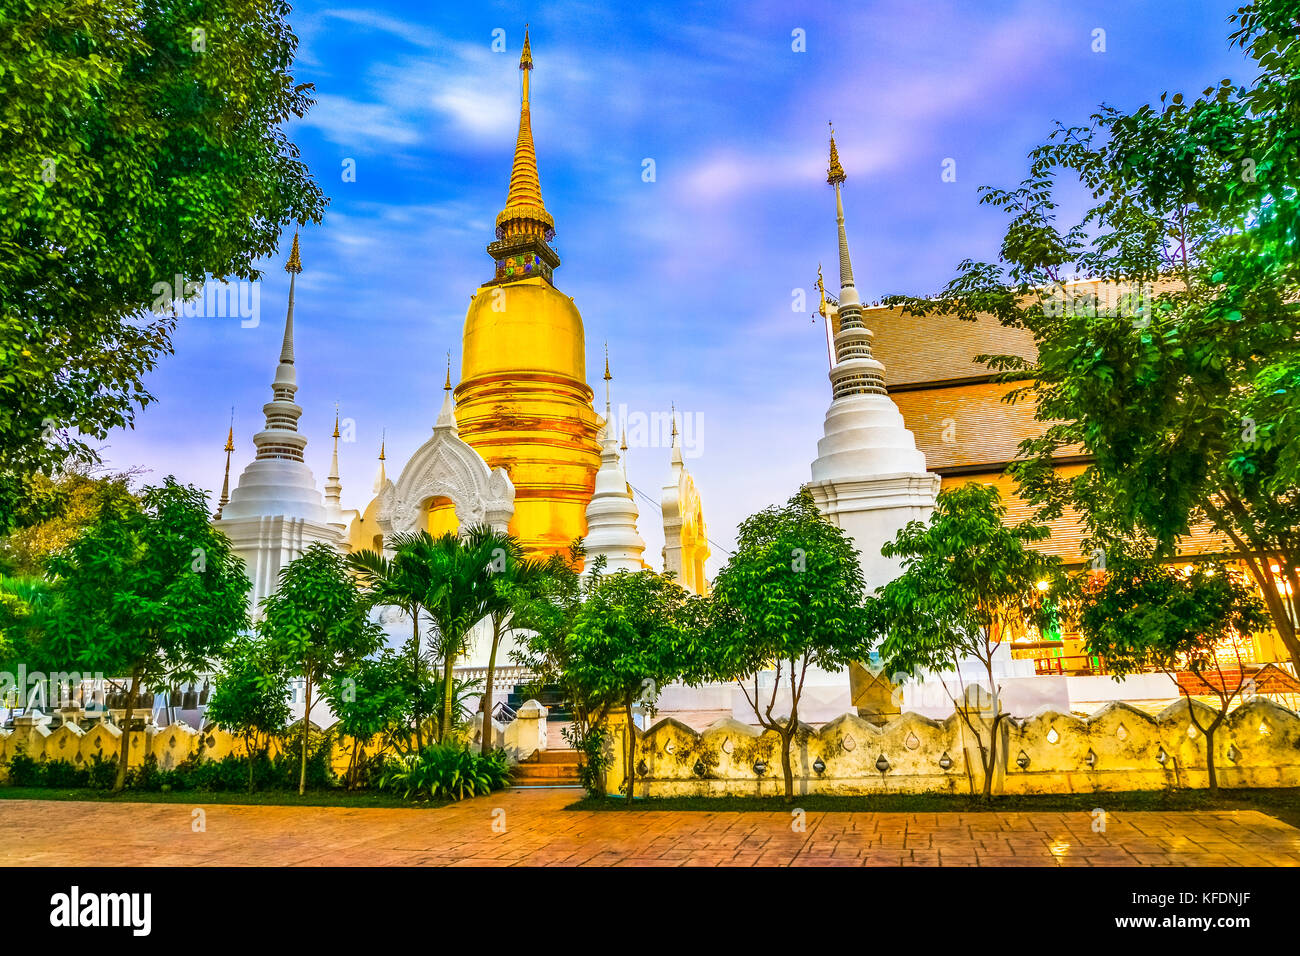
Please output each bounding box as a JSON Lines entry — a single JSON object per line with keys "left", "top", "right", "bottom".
{"left": 520, "top": 25, "right": 533, "bottom": 71}
{"left": 603, "top": 341, "right": 611, "bottom": 382}
{"left": 285, "top": 230, "right": 303, "bottom": 274}
{"left": 444, "top": 351, "right": 452, "bottom": 391}
{"left": 332, "top": 402, "right": 340, "bottom": 439}
{"left": 217, "top": 412, "right": 235, "bottom": 518}
{"left": 670, "top": 403, "right": 678, "bottom": 438}
{"left": 378, "top": 429, "right": 386, "bottom": 461}
{"left": 827, "top": 123, "right": 846, "bottom": 186}
{"left": 620, "top": 425, "right": 628, "bottom": 452}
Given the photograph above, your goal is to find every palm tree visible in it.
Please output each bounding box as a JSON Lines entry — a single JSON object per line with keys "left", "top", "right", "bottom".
{"left": 349, "top": 532, "right": 437, "bottom": 750}
{"left": 460, "top": 528, "right": 549, "bottom": 754}
{"left": 419, "top": 528, "right": 501, "bottom": 741}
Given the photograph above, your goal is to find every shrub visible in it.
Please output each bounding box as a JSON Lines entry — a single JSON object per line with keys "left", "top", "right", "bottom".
{"left": 562, "top": 723, "right": 611, "bottom": 798}
{"left": 378, "top": 743, "right": 512, "bottom": 801}
{"left": 6, "top": 752, "right": 44, "bottom": 787}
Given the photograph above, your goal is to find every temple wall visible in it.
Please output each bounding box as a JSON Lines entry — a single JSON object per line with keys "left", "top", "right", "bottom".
{"left": 0, "top": 701, "right": 550, "bottom": 782}
{"left": 603, "top": 694, "right": 1300, "bottom": 798}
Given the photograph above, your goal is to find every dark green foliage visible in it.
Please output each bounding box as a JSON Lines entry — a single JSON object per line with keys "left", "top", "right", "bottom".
{"left": 258, "top": 542, "right": 382, "bottom": 794}
{"left": 6, "top": 751, "right": 118, "bottom": 789}
{"left": 1077, "top": 556, "right": 1269, "bottom": 791}
{"left": 885, "top": 0, "right": 1300, "bottom": 670}
{"left": 699, "top": 489, "right": 869, "bottom": 800}
{"left": 0, "top": 0, "right": 325, "bottom": 482}
{"left": 873, "top": 482, "right": 1063, "bottom": 799}
{"left": 44, "top": 478, "right": 251, "bottom": 789}
{"left": 562, "top": 722, "right": 611, "bottom": 799}
{"left": 377, "top": 743, "right": 511, "bottom": 802}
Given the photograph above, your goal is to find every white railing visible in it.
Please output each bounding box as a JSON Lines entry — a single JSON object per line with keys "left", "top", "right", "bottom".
{"left": 453, "top": 666, "right": 536, "bottom": 686}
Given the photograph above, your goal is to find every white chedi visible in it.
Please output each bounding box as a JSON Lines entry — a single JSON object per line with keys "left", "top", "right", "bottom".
{"left": 583, "top": 415, "right": 645, "bottom": 572}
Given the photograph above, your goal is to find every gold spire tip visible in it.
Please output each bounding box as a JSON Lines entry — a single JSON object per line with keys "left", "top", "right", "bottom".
{"left": 444, "top": 351, "right": 452, "bottom": 391}
{"left": 603, "top": 342, "right": 611, "bottom": 381}
{"left": 223, "top": 426, "right": 234, "bottom": 453}
{"left": 520, "top": 26, "right": 533, "bottom": 70}
{"left": 378, "top": 429, "right": 386, "bottom": 461}
{"left": 827, "top": 123, "right": 846, "bottom": 186}
{"left": 285, "top": 230, "right": 303, "bottom": 274}
{"left": 332, "top": 404, "right": 340, "bottom": 439}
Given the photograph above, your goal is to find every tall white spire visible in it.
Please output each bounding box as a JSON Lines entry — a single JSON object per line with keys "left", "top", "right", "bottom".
{"left": 807, "top": 130, "right": 938, "bottom": 594}
{"left": 823, "top": 129, "right": 886, "bottom": 400}
{"left": 215, "top": 229, "right": 341, "bottom": 616}
{"left": 254, "top": 231, "right": 308, "bottom": 463}
{"left": 220, "top": 231, "right": 330, "bottom": 526}
{"left": 584, "top": 351, "right": 645, "bottom": 572}
{"left": 435, "top": 352, "right": 457, "bottom": 432}
{"left": 323, "top": 404, "right": 345, "bottom": 527}
{"left": 372, "top": 432, "right": 389, "bottom": 494}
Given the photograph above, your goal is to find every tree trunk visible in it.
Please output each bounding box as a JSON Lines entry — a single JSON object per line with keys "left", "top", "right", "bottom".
{"left": 481, "top": 616, "right": 502, "bottom": 756}
{"left": 247, "top": 736, "right": 255, "bottom": 793}
{"left": 299, "top": 677, "right": 312, "bottom": 796}
{"left": 1203, "top": 712, "right": 1227, "bottom": 794}
{"left": 624, "top": 700, "right": 636, "bottom": 806}
{"left": 981, "top": 725, "right": 997, "bottom": 802}
{"left": 440, "top": 651, "right": 455, "bottom": 743}
{"left": 778, "top": 728, "right": 795, "bottom": 801}
{"left": 113, "top": 670, "right": 141, "bottom": 793}
{"left": 411, "top": 607, "right": 423, "bottom": 752}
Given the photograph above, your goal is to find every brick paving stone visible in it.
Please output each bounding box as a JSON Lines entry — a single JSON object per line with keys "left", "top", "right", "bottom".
{"left": 0, "top": 792, "right": 1297, "bottom": 866}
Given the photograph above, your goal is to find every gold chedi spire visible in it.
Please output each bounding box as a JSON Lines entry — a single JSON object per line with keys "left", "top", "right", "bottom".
{"left": 488, "top": 25, "right": 559, "bottom": 285}
{"left": 445, "top": 351, "right": 453, "bottom": 391}
{"left": 827, "top": 124, "right": 846, "bottom": 185}
{"left": 216, "top": 412, "right": 234, "bottom": 519}
{"left": 285, "top": 230, "right": 303, "bottom": 274}
{"left": 456, "top": 25, "right": 602, "bottom": 557}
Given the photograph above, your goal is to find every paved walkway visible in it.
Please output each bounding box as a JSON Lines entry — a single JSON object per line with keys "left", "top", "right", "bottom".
{"left": 2, "top": 790, "right": 1298, "bottom": 866}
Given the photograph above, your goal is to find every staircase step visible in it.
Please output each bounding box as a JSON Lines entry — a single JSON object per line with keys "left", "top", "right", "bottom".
{"left": 534, "top": 749, "right": 580, "bottom": 764}
{"left": 514, "top": 766, "right": 581, "bottom": 782}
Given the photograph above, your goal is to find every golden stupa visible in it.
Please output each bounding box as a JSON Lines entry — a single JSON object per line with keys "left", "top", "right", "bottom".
{"left": 435, "top": 29, "right": 601, "bottom": 555}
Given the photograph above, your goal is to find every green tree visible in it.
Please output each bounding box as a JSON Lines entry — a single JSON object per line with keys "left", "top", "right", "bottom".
{"left": 1077, "top": 556, "right": 1268, "bottom": 792}
{"left": 886, "top": 0, "right": 1300, "bottom": 671}
{"left": 566, "top": 568, "right": 696, "bottom": 804}
{"left": 0, "top": 575, "right": 55, "bottom": 709}
{"left": 204, "top": 634, "right": 291, "bottom": 792}
{"left": 459, "top": 527, "right": 549, "bottom": 755}
{"left": 872, "top": 483, "right": 1063, "bottom": 800}
{"left": 0, "top": 467, "right": 138, "bottom": 554}
{"left": 348, "top": 532, "right": 439, "bottom": 750}
{"left": 258, "top": 542, "right": 382, "bottom": 794}
{"left": 45, "top": 478, "right": 250, "bottom": 791}
{"left": 0, "top": 0, "right": 325, "bottom": 482}
{"left": 323, "top": 650, "right": 410, "bottom": 789}
{"left": 511, "top": 542, "right": 619, "bottom": 787}
{"left": 702, "top": 490, "right": 869, "bottom": 801}
{"left": 406, "top": 529, "right": 499, "bottom": 742}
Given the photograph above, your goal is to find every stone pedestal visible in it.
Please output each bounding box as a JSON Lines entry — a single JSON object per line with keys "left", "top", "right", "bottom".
{"left": 849, "top": 664, "right": 901, "bottom": 725}
{"left": 503, "top": 699, "right": 548, "bottom": 761}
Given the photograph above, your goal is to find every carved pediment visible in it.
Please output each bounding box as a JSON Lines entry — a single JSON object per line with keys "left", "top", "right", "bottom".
{"left": 376, "top": 419, "right": 514, "bottom": 536}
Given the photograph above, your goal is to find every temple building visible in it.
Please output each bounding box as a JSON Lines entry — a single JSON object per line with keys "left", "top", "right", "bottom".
{"left": 805, "top": 131, "right": 939, "bottom": 593}
{"left": 213, "top": 31, "right": 709, "bottom": 634}
{"left": 213, "top": 233, "right": 345, "bottom": 614}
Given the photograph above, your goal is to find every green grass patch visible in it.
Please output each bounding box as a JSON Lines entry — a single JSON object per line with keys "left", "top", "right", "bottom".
{"left": 569, "top": 788, "right": 1300, "bottom": 829}
{"left": 0, "top": 785, "right": 454, "bottom": 810}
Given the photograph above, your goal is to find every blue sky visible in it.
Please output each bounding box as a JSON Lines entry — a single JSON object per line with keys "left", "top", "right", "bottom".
{"left": 102, "top": 0, "right": 1254, "bottom": 569}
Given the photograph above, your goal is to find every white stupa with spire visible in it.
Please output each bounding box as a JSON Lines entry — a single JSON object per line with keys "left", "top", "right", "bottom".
{"left": 806, "top": 129, "right": 939, "bottom": 593}
{"left": 214, "top": 232, "right": 345, "bottom": 612}
{"left": 322, "top": 405, "right": 349, "bottom": 530}
{"left": 583, "top": 349, "right": 646, "bottom": 573}
{"left": 661, "top": 404, "right": 710, "bottom": 594}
